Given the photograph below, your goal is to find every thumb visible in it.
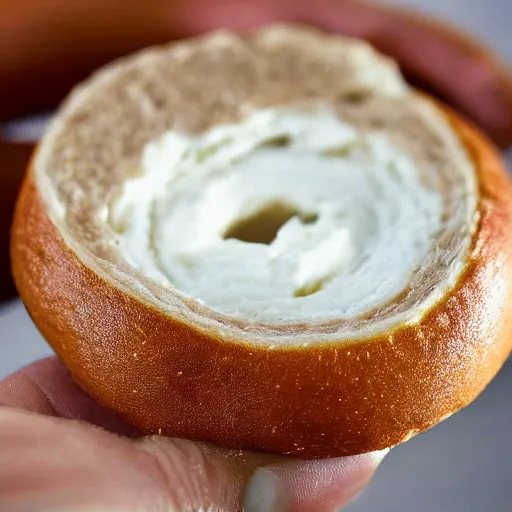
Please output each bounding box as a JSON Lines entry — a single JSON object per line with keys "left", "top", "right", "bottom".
{"left": 0, "top": 406, "right": 386, "bottom": 512}
{"left": 138, "top": 435, "right": 387, "bottom": 512}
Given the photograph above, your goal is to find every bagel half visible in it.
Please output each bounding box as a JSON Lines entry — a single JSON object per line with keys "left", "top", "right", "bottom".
{"left": 11, "top": 25, "right": 512, "bottom": 458}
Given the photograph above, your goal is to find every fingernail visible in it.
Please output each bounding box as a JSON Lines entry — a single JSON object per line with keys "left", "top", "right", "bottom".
{"left": 243, "top": 468, "right": 289, "bottom": 512}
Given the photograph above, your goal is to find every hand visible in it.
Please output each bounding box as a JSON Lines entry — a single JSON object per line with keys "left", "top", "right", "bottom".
{"left": 0, "top": 357, "right": 386, "bottom": 511}
{"left": 0, "top": 2, "right": 509, "bottom": 510}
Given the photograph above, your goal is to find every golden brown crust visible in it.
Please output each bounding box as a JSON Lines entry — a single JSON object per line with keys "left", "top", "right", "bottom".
{"left": 11, "top": 107, "right": 512, "bottom": 458}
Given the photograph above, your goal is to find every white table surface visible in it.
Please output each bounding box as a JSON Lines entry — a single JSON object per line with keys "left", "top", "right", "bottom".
{"left": 2, "top": 1, "right": 512, "bottom": 511}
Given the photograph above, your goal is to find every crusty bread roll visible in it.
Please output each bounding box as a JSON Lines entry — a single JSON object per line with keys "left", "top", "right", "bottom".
{"left": 11, "top": 25, "right": 512, "bottom": 458}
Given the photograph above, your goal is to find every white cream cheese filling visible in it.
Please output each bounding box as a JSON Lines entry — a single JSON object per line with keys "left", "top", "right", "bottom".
{"left": 107, "top": 104, "right": 467, "bottom": 323}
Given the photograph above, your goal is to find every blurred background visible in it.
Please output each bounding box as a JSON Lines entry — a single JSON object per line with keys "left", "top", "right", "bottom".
{"left": 1, "top": 1, "right": 512, "bottom": 511}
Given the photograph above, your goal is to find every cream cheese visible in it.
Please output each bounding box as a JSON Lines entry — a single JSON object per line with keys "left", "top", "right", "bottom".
{"left": 109, "top": 104, "right": 451, "bottom": 322}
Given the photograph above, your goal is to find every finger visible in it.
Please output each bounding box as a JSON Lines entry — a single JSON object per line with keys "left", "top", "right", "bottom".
{"left": 137, "top": 436, "right": 386, "bottom": 512}
{"left": 0, "top": 357, "right": 137, "bottom": 436}
{"left": 0, "top": 407, "right": 178, "bottom": 511}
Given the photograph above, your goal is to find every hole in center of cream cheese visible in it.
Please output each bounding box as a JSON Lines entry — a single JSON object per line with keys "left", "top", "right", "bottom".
{"left": 223, "top": 201, "right": 318, "bottom": 245}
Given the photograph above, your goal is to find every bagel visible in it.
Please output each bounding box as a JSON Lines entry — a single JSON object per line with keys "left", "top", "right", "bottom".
{"left": 11, "top": 25, "right": 512, "bottom": 458}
